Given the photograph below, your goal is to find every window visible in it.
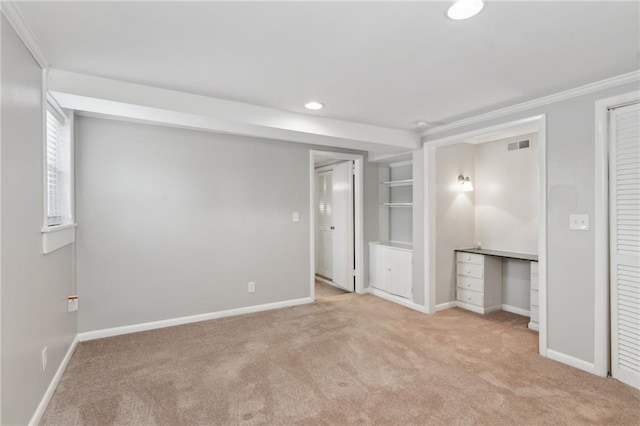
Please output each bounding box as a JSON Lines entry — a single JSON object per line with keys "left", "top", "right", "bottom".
{"left": 45, "top": 100, "right": 72, "bottom": 227}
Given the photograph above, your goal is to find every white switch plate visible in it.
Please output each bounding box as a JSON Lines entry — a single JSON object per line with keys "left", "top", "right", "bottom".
{"left": 248, "top": 281, "right": 255, "bottom": 293}
{"left": 292, "top": 211, "right": 300, "bottom": 222}
{"left": 68, "top": 296, "right": 78, "bottom": 312}
{"left": 569, "top": 214, "right": 589, "bottom": 230}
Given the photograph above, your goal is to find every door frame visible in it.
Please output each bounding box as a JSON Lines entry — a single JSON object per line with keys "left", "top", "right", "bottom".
{"left": 309, "top": 150, "right": 365, "bottom": 300}
{"left": 423, "top": 114, "right": 548, "bottom": 357}
{"left": 594, "top": 90, "right": 640, "bottom": 377}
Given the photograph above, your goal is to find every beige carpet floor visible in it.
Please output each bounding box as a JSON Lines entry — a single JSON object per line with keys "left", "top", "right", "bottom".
{"left": 42, "top": 295, "right": 639, "bottom": 425}
{"left": 315, "top": 278, "right": 349, "bottom": 300}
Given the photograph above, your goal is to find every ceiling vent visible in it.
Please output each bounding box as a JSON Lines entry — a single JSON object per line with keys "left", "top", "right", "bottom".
{"left": 508, "top": 140, "right": 530, "bottom": 151}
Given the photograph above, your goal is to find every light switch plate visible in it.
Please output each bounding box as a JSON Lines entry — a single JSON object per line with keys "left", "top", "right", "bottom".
{"left": 569, "top": 214, "right": 589, "bottom": 230}
{"left": 292, "top": 211, "right": 300, "bottom": 222}
{"left": 68, "top": 296, "right": 78, "bottom": 312}
{"left": 248, "top": 281, "right": 255, "bottom": 293}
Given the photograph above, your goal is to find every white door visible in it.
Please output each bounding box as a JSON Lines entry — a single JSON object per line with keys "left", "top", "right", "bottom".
{"left": 316, "top": 170, "right": 333, "bottom": 280}
{"left": 331, "top": 161, "right": 355, "bottom": 292}
{"left": 610, "top": 102, "right": 640, "bottom": 389}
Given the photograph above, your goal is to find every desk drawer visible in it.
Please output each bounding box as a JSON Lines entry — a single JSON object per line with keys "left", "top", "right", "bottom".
{"left": 456, "top": 262, "right": 484, "bottom": 279}
{"left": 457, "top": 288, "right": 483, "bottom": 306}
{"left": 456, "top": 275, "right": 484, "bottom": 293}
{"left": 456, "top": 252, "right": 484, "bottom": 265}
{"left": 530, "top": 289, "right": 539, "bottom": 308}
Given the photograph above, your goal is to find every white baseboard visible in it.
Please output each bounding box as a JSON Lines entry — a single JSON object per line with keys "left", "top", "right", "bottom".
{"left": 501, "top": 304, "right": 531, "bottom": 317}
{"left": 365, "top": 288, "right": 427, "bottom": 313}
{"left": 528, "top": 321, "right": 539, "bottom": 331}
{"left": 547, "top": 349, "right": 597, "bottom": 375}
{"left": 435, "top": 301, "right": 457, "bottom": 312}
{"left": 29, "top": 335, "right": 79, "bottom": 426}
{"left": 78, "top": 297, "right": 313, "bottom": 342}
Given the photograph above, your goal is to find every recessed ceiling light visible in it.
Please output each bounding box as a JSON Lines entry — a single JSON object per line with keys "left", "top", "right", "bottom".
{"left": 415, "top": 121, "right": 430, "bottom": 129}
{"left": 447, "top": 0, "right": 485, "bottom": 20}
{"left": 305, "top": 101, "right": 324, "bottom": 110}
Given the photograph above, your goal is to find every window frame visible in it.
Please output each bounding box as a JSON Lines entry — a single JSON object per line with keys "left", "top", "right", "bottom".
{"left": 42, "top": 93, "right": 76, "bottom": 253}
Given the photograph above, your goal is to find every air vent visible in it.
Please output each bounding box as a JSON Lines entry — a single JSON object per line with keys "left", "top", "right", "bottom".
{"left": 508, "top": 140, "right": 530, "bottom": 151}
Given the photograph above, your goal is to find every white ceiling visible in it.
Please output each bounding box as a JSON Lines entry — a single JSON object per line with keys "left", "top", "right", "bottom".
{"left": 16, "top": 1, "right": 640, "bottom": 130}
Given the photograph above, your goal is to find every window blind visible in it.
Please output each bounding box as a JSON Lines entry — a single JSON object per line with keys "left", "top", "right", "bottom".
{"left": 46, "top": 105, "right": 71, "bottom": 226}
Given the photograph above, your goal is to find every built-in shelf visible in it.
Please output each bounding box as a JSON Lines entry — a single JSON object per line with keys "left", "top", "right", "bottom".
{"left": 380, "top": 179, "right": 413, "bottom": 187}
{"left": 381, "top": 203, "right": 413, "bottom": 207}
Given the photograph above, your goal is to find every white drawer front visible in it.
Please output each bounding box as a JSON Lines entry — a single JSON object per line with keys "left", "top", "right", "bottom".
{"left": 456, "top": 252, "right": 484, "bottom": 265}
{"left": 456, "top": 275, "right": 484, "bottom": 293}
{"left": 531, "top": 261, "right": 539, "bottom": 275}
{"left": 456, "top": 262, "right": 484, "bottom": 279}
{"left": 457, "top": 288, "right": 483, "bottom": 306}
{"left": 530, "top": 274, "right": 539, "bottom": 290}
{"left": 530, "top": 289, "right": 539, "bottom": 308}
{"left": 530, "top": 306, "right": 539, "bottom": 322}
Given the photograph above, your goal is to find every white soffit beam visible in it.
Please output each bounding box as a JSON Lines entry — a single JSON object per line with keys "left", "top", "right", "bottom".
{"left": 48, "top": 69, "right": 419, "bottom": 152}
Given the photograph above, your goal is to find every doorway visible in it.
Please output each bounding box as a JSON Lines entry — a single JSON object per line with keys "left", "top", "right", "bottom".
{"left": 424, "top": 115, "right": 548, "bottom": 355}
{"left": 309, "top": 151, "right": 365, "bottom": 301}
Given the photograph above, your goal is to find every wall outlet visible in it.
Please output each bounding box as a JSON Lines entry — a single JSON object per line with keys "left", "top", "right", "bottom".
{"left": 42, "top": 347, "right": 48, "bottom": 372}
{"left": 248, "top": 281, "right": 255, "bottom": 293}
{"left": 68, "top": 296, "right": 78, "bottom": 312}
{"left": 569, "top": 214, "right": 589, "bottom": 230}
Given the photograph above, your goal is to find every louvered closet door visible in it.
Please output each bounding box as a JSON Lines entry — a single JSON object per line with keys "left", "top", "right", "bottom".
{"left": 316, "top": 170, "right": 333, "bottom": 280}
{"left": 610, "top": 102, "right": 640, "bottom": 390}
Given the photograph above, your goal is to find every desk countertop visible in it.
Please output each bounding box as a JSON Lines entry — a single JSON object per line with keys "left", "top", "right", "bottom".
{"left": 455, "top": 247, "right": 538, "bottom": 262}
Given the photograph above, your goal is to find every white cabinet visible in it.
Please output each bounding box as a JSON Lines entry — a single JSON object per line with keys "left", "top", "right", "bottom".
{"left": 369, "top": 242, "right": 412, "bottom": 299}
{"left": 528, "top": 261, "right": 539, "bottom": 331}
{"left": 455, "top": 251, "right": 502, "bottom": 314}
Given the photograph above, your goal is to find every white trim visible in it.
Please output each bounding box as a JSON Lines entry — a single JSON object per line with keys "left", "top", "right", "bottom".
{"left": 501, "top": 304, "right": 531, "bottom": 317}
{"left": 528, "top": 321, "right": 539, "bottom": 332}
{"left": 78, "top": 297, "right": 313, "bottom": 342}
{"left": 309, "top": 151, "right": 365, "bottom": 301}
{"left": 365, "top": 288, "right": 427, "bottom": 313}
{"left": 435, "top": 301, "right": 457, "bottom": 312}
{"left": 0, "top": 1, "right": 48, "bottom": 68}
{"left": 389, "top": 160, "right": 412, "bottom": 168}
{"left": 424, "top": 146, "right": 436, "bottom": 314}
{"left": 28, "top": 336, "right": 79, "bottom": 426}
{"left": 594, "top": 90, "right": 640, "bottom": 378}
{"left": 42, "top": 225, "right": 75, "bottom": 254}
{"left": 424, "top": 115, "right": 548, "bottom": 356}
{"left": 41, "top": 223, "right": 77, "bottom": 233}
{"left": 547, "top": 349, "right": 598, "bottom": 376}
{"left": 456, "top": 301, "right": 501, "bottom": 315}
{"left": 422, "top": 70, "right": 640, "bottom": 137}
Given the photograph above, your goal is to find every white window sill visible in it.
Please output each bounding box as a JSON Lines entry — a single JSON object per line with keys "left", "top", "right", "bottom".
{"left": 42, "top": 223, "right": 77, "bottom": 254}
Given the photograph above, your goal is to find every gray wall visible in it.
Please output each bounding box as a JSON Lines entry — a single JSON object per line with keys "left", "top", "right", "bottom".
{"left": 75, "top": 117, "right": 375, "bottom": 332}
{"left": 1, "top": 16, "right": 77, "bottom": 425}
{"left": 425, "top": 80, "right": 640, "bottom": 365}
{"left": 435, "top": 143, "right": 476, "bottom": 305}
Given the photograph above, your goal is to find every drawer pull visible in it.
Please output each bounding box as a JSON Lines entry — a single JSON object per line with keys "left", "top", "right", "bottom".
{"left": 467, "top": 269, "right": 471, "bottom": 274}
{"left": 466, "top": 283, "right": 471, "bottom": 287}
{"left": 467, "top": 296, "right": 472, "bottom": 301}
{"left": 467, "top": 256, "right": 471, "bottom": 261}
{"left": 387, "top": 267, "right": 391, "bottom": 271}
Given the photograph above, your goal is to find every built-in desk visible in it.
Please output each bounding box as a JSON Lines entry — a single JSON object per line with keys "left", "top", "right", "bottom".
{"left": 455, "top": 248, "right": 539, "bottom": 331}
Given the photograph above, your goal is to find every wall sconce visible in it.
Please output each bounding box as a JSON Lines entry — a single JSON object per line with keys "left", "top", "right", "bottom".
{"left": 458, "top": 175, "right": 474, "bottom": 192}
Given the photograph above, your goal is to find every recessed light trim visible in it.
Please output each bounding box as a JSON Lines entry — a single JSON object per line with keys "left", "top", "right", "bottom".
{"left": 304, "top": 101, "right": 324, "bottom": 110}
{"left": 447, "top": 0, "right": 484, "bottom": 20}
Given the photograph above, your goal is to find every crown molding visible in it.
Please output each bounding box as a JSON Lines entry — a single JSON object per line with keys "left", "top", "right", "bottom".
{"left": 1, "top": 1, "right": 48, "bottom": 68}
{"left": 422, "top": 70, "right": 640, "bottom": 138}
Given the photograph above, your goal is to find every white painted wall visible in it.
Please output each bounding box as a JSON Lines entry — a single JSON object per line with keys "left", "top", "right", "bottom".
{"left": 474, "top": 134, "right": 538, "bottom": 253}
{"left": 1, "top": 16, "right": 77, "bottom": 425}
{"left": 425, "top": 79, "right": 640, "bottom": 366}
{"left": 75, "top": 117, "right": 375, "bottom": 332}
{"left": 435, "top": 144, "right": 476, "bottom": 305}
{"left": 474, "top": 133, "right": 538, "bottom": 311}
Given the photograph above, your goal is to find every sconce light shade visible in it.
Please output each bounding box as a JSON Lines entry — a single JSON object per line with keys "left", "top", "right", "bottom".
{"left": 458, "top": 174, "right": 474, "bottom": 192}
